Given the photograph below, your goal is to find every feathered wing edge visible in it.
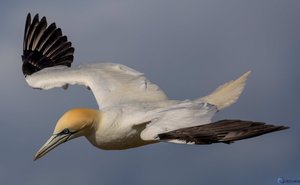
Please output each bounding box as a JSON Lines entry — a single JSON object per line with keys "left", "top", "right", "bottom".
{"left": 199, "top": 71, "right": 251, "bottom": 110}
{"left": 158, "top": 120, "right": 289, "bottom": 144}
{"left": 22, "top": 13, "right": 74, "bottom": 76}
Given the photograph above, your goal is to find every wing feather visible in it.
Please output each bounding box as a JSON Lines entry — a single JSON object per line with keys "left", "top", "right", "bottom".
{"left": 22, "top": 13, "right": 74, "bottom": 76}
{"left": 158, "top": 120, "right": 288, "bottom": 144}
{"left": 23, "top": 13, "right": 31, "bottom": 51}
{"left": 26, "top": 14, "right": 39, "bottom": 51}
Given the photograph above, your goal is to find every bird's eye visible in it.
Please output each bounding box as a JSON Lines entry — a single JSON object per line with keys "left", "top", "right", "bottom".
{"left": 62, "top": 128, "right": 70, "bottom": 134}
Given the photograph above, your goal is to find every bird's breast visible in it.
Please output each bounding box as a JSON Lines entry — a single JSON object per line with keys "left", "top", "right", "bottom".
{"left": 85, "top": 107, "right": 156, "bottom": 150}
{"left": 85, "top": 125, "right": 155, "bottom": 150}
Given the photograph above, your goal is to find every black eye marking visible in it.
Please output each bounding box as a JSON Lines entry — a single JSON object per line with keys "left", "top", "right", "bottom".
{"left": 62, "top": 128, "right": 70, "bottom": 135}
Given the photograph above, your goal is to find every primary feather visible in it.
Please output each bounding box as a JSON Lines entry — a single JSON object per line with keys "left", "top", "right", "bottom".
{"left": 22, "top": 13, "right": 74, "bottom": 76}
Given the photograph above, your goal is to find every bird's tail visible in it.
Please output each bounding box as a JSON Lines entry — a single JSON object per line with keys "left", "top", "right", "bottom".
{"left": 158, "top": 120, "right": 289, "bottom": 145}
{"left": 199, "top": 71, "right": 251, "bottom": 110}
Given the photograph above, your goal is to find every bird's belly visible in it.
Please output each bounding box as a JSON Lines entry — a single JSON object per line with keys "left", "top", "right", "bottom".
{"left": 86, "top": 127, "right": 157, "bottom": 150}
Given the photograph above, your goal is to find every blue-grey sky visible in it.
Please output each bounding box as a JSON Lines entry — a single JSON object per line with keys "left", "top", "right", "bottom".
{"left": 0, "top": 1, "right": 299, "bottom": 185}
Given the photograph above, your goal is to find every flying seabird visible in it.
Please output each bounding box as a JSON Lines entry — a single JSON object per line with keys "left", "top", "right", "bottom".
{"left": 21, "top": 13, "right": 288, "bottom": 161}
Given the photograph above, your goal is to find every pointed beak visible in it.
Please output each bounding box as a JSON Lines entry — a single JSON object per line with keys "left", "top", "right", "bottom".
{"left": 34, "top": 134, "right": 70, "bottom": 161}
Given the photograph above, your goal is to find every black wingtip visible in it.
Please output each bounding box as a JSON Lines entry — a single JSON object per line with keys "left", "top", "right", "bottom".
{"left": 282, "top": 126, "right": 290, "bottom": 130}
{"left": 22, "top": 13, "right": 74, "bottom": 76}
{"left": 158, "top": 120, "right": 290, "bottom": 145}
{"left": 26, "top": 13, "right": 32, "bottom": 22}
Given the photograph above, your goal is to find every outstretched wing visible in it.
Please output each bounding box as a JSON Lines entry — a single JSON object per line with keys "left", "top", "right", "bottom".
{"left": 22, "top": 13, "right": 74, "bottom": 76}
{"left": 26, "top": 63, "right": 169, "bottom": 108}
{"left": 23, "top": 13, "right": 168, "bottom": 108}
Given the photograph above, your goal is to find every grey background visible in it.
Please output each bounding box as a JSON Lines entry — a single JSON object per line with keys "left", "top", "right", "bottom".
{"left": 0, "top": 0, "right": 299, "bottom": 185}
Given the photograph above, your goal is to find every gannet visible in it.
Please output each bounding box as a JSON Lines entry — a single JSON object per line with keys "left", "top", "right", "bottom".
{"left": 21, "top": 13, "right": 288, "bottom": 161}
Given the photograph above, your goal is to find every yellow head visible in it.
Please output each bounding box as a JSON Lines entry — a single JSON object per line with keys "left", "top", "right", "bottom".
{"left": 34, "top": 108, "right": 101, "bottom": 161}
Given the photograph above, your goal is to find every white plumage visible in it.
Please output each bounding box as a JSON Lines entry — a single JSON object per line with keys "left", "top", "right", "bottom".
{"left": 25, "top": 62, "right": 247, "bottom": 143}
{"left": 26, "top": 63, "right": 168, "bottom": 108}
{"left": 21, "top": 13, "right": 287, "bottom": 160}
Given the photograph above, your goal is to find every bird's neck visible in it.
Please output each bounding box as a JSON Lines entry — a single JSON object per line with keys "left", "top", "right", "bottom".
{"left": 81, "top": 108, "right": 102, "bottom": 135}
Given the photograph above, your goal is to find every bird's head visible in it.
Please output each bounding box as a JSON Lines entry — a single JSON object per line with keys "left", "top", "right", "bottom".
{"left": 34, "top": 108, "right": 101, "bottom": 161}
